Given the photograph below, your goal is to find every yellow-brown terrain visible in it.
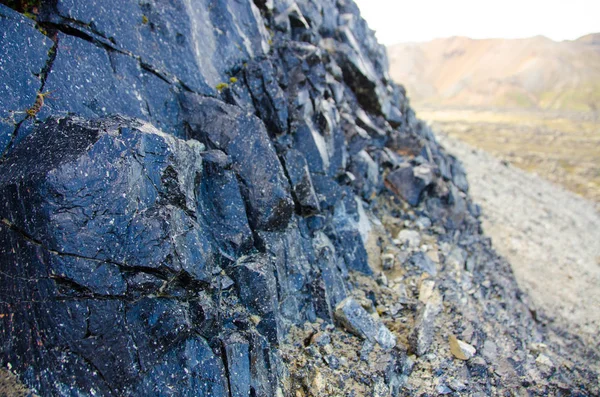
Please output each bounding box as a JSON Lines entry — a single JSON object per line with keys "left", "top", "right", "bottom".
{"left": 388, "top": 34, "right": 600, "bottom": 203}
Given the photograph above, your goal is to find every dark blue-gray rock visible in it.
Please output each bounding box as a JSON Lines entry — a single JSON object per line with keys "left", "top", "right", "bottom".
{"left": 221, "top": 334, "right": 251, "bottom": 397}
{"left": 341, "top": 112, "right": 370, "bottom": 155}
{"left": 334, "top": 297, "right": 396, "bottom": 349}
{"left": 0, "top": 5, "right": 53, "bottom": 155}
{"left": 409, "top": 252, "right": 437, "bottom": 276}
{"left": 133, "top": 336, "right": 229, "bottom": 397}
{"left": 386, "top": 164, "right": 434, "bottom": 206}
{"left": 283, "top": 149, "right": 321, "bottom": 215}
{"left": 0, "top": 116, "right": 223, "bottom": 395}
{"left": 292, "top": 118, "right": 331, "bottom": 174}
{"left": 326, "top": 193, "right": 373, "bottom": 275}
{"left": 197, "top": 149, "right": 254, "bottom": 260}
{"left": 244, "top": 58, "right": 289, "bottom": 136}
{"left": 1, "top": 0, "right": 590, "bottom": 395}
{"left": 52, "top": 0, "right": 270, "bottom": 94}
{"left": 127, "top": 298, "right": 191, "bottom": 371}
{"left": 411, "top": 294, "right": 443, "bottom": 357}
{"left": 315, "top": 97, "right": 347, "bottom": 176}
{"left": 249, "top": 333, "right": 278, "bottom": 397}
{"left": 348, "top": 149, "right": 382, "bottom": 200}
{"left": 256, "top": 222, "right": 315, "bottom": 327}
{"left": 181, "top": 93, "right": 294, "bottom": 231}
{"left": 41, "top": 34, "right": 147, "bottom": 122}
{"left": 228, "top": 254, "right": 282, "bottom": 343}
{"left": 451, "top": 159, "right": 469, "bottom": 193}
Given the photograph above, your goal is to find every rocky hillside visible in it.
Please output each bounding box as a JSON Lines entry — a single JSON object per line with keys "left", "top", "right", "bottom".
{"left": 0, "top": 1, "right": 597, "bottom": 396}
{"left": 388, "top": 35, "right": 600, "bottom": 111}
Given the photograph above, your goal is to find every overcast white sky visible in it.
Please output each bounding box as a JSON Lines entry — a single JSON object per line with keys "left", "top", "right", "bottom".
{"left": 353, "top": 0, "right": 600, "bottom": 45}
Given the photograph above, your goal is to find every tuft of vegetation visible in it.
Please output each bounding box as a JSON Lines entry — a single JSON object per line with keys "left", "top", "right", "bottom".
{"left": 0, "top": 0, "right": 41, "bottom": 16}
{"left": 229, "top": 77, "right": 238, "bottom": 84}
{"left": 141, "top": 15, "right": 148, "bottom": 24}
{"left": 215, "top": 82, "right": 229, "bottom": 91}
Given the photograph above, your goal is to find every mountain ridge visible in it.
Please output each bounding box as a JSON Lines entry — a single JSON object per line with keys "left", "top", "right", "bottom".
{"left": 388, "top": 33, "right": 600, "bottom": 111}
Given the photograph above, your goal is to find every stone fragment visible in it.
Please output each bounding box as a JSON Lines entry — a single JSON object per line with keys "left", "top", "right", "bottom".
{"left": 133, "top": 337, "right": 229, "bottom": 396}
{"left": 222, "top": 334, "right": 251, "bottom": 397}
{"left": 381, "top": 253, "right": 395, "bottom": 270}
{"left": 418, "top": 279, "right": 436, "bottom": 303}
{"left": 334, "top": 297, "right": 396, "bottom": 349}
{"left": 536, "top": 354, "right": 555, "bottom": 368}
{"left": 198, "top": 150, "right": 253, "bottom": 259}
{"left": 416, "top": 216, "right": 432, "bottom": 230}
{"left": 310, "top": 332, "right": 331, "bottom": 347}
{"left": 283, "top": 149, "right": 321, "bottom": 215}
{"left": 397, "top": 229, "right": 421, "bottom": 249}
{"left": 385, "top": 164, "right": 434, "bottom": 206}
{"left": 411, "top": 291, "right": 442, "bottom": 356}
{"left": 348, "top": 150, "right": 382, "bottom": 200}
{"left": 244, "top": 58, "right": 289, "bottom": 136}
{"left": 451, "top": 160, "right": 469, "bottom": 192}
{"left": 409, "top": 252, "right": 438, "bottom": 276}
{"left": 449, "top": 335, "right": 477, "bottom": 360}
{"left": 229, "top": 254, "right": 277, "bottom": 316}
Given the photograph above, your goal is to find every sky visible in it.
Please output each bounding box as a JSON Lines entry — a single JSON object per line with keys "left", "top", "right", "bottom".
{"left": 353, "top": 0, "right": 600, "bottom": 45}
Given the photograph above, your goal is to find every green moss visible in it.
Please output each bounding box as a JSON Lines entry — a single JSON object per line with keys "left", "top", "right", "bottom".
{"left": 141, "top": 15, "right": 149, "bottom": 24}
{"left": 215, "top": 82, "right": 229, "bottom": 91}
{"left": 229, "top": 77, "right": 238, "bottom": 84}
{"left": 23, "top": 11, "right": 36, "bottom": 20}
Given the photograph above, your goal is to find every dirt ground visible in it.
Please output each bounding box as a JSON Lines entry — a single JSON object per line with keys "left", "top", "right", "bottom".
{"left": 419, "top": 107, "right": 600, "bottom": 205}
{"left": 437, "top": 133, "right": 600, "bottom": 346}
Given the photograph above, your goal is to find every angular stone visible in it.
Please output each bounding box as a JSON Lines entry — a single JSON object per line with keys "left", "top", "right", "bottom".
{"left": 409, "top": 252, "right": 438, "bottom": 276}
{"left": 244, "top": 58, "right": 289, "bottom": 136}
{"left": 397, "top": 229, "right": 421, "bottom": 249}
{"left": 222, "top": 334, "right": 251, "bottom": 397}
{"left": 449, "top": 335, "right": 477, "bottom": 361}
{"left": 334, "top": 297, "right": 396, "bottom": 349}
{"left": 256, "top": 223, "right": 315, "bottom": 327}
{"left": 181, "top": 94, "right": 294, "bottom": 231}
{"left": 133, "top": 337, "right": 229, "bottom": 396}
{"left": 411, "top": 291, "right": 442, "bottom": 356}
{"left": 197, "top": 150, "right": 253, "bottom": 259}
{"left": 348, "top": 150, "right": 382, "bottom": 200}
{"left": 126, "top": 298, "right": 191, "bottom": 371}
{"left": 229, "top": 254, "right": 278, "bottom": 316}
{"left": 293, "top": 118, "right": 330, "bottom": 174}
{"left": 283, "top": 149, "right": 321, "bottom": 215}
{"left": 340, "top": 113, "right": 370, "bottom": 155}
{"left": 386, "top": 164, "right": 434, "bottom": 206}
{"left": 451, "top": 160, "right": 469, "bottom": 192}
{"left": 248, "top": 333, "right": 278, "bottom": 397}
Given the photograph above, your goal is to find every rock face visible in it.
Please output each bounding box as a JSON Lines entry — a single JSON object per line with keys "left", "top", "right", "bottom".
{"left": 0, "top": 1, "right": 597, "bottom": 396}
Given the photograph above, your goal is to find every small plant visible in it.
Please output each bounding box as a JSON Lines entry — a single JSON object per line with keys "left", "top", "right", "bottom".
{"left": 229, "top": 77, "right": 238, "bottom": 84}
{"left": 0, "top": 0, "right": 41, "bottom": 15}
{"left": 215, "top": 82, "right": 229, "bottom": 91}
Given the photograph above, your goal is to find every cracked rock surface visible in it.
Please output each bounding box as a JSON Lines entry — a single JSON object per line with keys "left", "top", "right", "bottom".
{"left": 0, "top": 0, "right": 597, "bottom": 396}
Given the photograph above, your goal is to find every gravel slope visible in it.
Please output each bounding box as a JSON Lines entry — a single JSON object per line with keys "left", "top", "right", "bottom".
{"left": 438, "top": 133, "right": 600, "bottom": 345}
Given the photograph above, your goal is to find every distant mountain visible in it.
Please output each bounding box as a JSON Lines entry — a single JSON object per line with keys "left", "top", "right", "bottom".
{"left": 387, "top": 34, "right": 600, "bottom": 111}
